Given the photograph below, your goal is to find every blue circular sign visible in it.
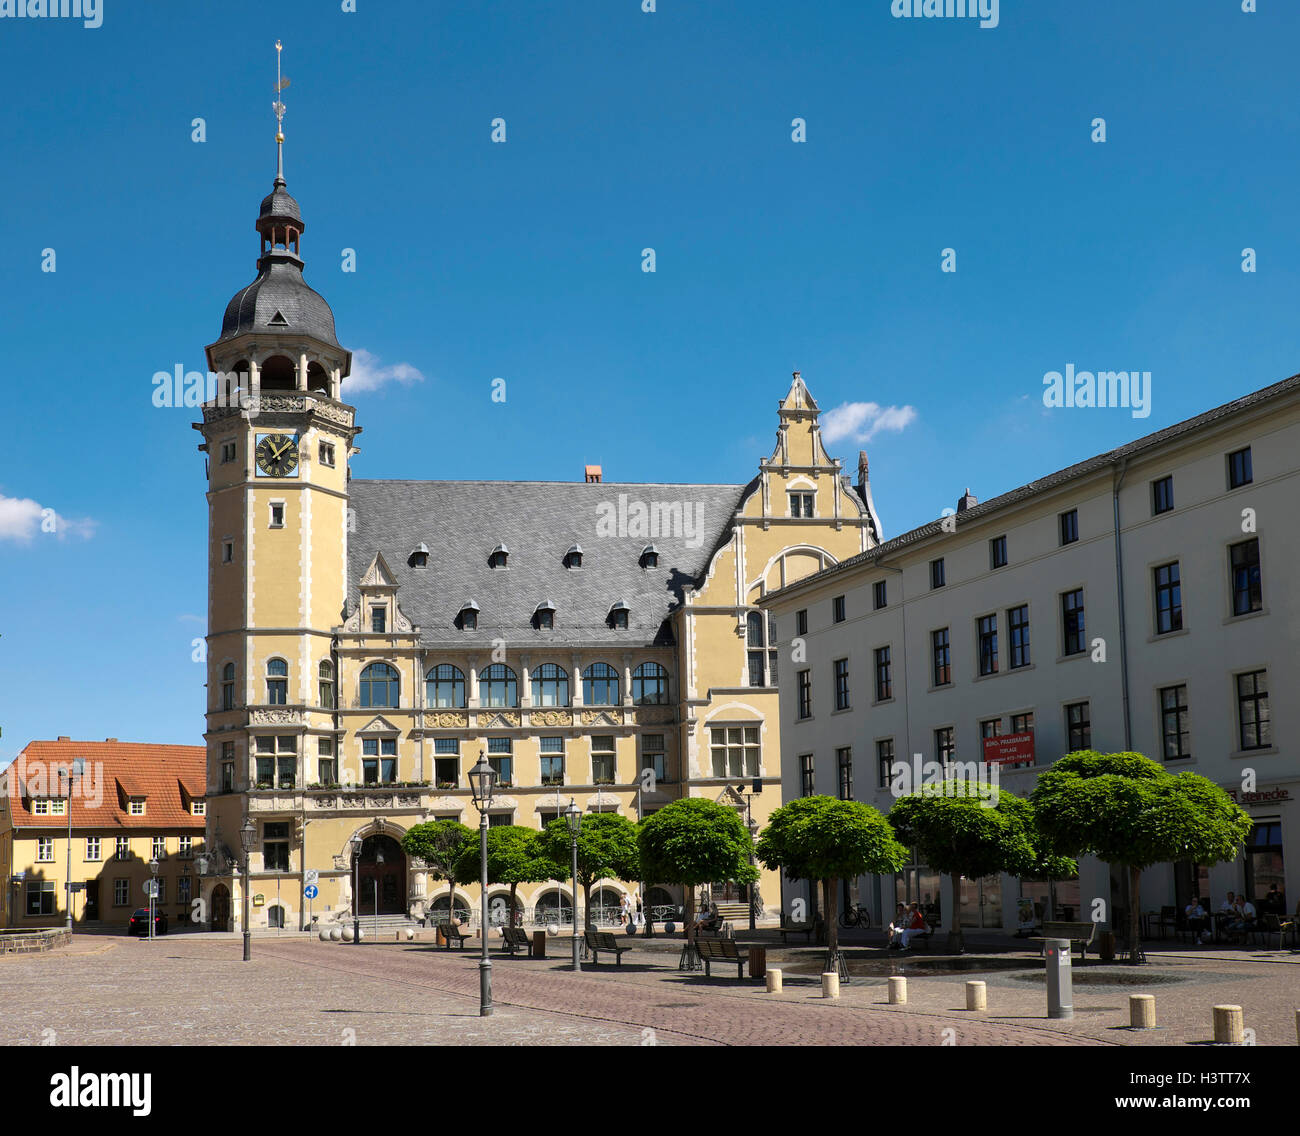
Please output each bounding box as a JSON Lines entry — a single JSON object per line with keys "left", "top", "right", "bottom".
{"left": 304, "top": 885, "right": 319, "bottom": 899}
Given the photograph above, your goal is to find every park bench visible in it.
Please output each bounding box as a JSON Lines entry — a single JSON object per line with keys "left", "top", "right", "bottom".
{"left": 501, "top": 926, "right": 536, "bottom": 956}
{"left": 696, "top": 936, "right": 750, "bottom": 980}
{"left": 779, "top": 920, "right": 815, "bottom": 944}
{"left": 584, "top": 929, "right": 632, "bottom": 967}
{"left": 438, "top": 923, "right": 471, "bottom": 950}
{"left": 1040, "top": 920, "right": 1097, "bottom": 961}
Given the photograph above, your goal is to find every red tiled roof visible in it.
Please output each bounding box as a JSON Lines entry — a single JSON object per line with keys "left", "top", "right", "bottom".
{"left": 2, "top": 739, "right": 205, "bottom": 831}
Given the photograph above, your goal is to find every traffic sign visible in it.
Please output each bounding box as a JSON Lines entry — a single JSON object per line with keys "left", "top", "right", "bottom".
{"left": 142, "top": 880, "right": 159, "bottom": 898}
{"left": 304, "top": 884, "right": 319, "bottom": 899}
{"left": 304, "top": 869, "right": 319, "bottom": 887}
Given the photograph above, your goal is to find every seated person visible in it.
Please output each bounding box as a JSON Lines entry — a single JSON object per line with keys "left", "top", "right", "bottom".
{"left": 895, "top": 902, "right": 929, "bottom": 950}
{"left": 694, "top": 903, "right": 719, "bottom": 932}
{"left": 1184, "top": 898, "right": 1210, "bottom": 943}
{"left": 1227, "top": 896, "right": 1256, "bottom": 942}
{"left": 886, "top": 903, "right": 909, "bottom": 948}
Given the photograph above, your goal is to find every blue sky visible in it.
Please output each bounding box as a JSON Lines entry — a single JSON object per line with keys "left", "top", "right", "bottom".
{"left": 1, "top": 0, "right": 1297, "bottom": 765}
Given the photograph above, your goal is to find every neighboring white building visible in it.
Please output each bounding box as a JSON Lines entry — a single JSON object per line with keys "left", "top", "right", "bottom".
{"left": 761, "top": 374, "right": 1299, "bottom": 935}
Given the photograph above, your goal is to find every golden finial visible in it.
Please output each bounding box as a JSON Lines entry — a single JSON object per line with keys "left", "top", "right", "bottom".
{"left": 272, "top": 40, "right": 290, "bottom": 178}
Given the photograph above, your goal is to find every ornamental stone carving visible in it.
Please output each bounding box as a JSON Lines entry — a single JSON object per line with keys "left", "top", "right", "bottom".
{"left": 315, "top": 402, "right": 354, "bottom": 426}
{"left": 532, "top": 710, "right": 572, "bottom": 727}
{"left": 342, "top": 797, "right": 365, "bottom": 809}
{"left": 581, "top": 710, "right": 620, "bottom": 727}
{"left": 256, "top": 395, "right": 308, "bottom": 414}
{"left": 250, "top": 708, "right": 304, "bottom": 725}
{"left": 396, "top": 794, "right": 421, "bottom": 807}
{"left": 425, "top": 711, "right": 468, "bottom": 729}
{"left": 480, "top": 711, "right": 520, "bottom": 728}
{"left": 314, "top": 796, "right": 337, "bottom": 809}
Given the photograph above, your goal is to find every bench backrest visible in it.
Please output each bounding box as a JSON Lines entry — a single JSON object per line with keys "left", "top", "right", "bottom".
{"left": 699, "top": 938, "right": 739, "bottom": 959}
{"left": 1042, "top": 921, "right": 1096, "bottom": 942}
{"left": 595, "top": 932, "right": 621, "bottom": 949}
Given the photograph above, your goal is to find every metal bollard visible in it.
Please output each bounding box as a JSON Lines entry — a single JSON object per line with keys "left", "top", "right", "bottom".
{"left": 1213, "top": 1005, "right": 1244, "bottom": 1045}
{"left": 1043, "top": 937, "right": 1073, "bottom": 1020}
{"left": 1130, "top": 994, "right": 1156, "bottom": 1029}
{"left": 821, "top": 971, "right": 840, "bottom": 999}
{"left": 888, "top": 976, "right": 907, "bottom": 1004}
{"left": 765, "top": 968, "right": 783, "bottom": 994}
{"left": 966, "top": 981, "right": 987, "bottom": 1011}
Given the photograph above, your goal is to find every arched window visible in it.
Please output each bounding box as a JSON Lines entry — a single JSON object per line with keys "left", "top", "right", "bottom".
{"left": 221, "top": 663, "right": 236, "bottom": 711}
{"left": 260, "top": 354, "right": 296, "bottom": 391}
{"left": 631, "top": 661, "right": 669, "bottom": 706}
{"left": 266, "top": 658, "right": 288, "bottom": 705}
{"left": 426, "top": 664, "right": 466, "bottom": 709}
{"left": 318, "top": 660, "right": 335, "bottom": 709}
{"left": 530, "top": 663, "right": 570, "bottom": 707}
{"left": 359, "top": 662, "right": 400, "bottom": 708}
{"left": 480, "top": 664, "right": 518, "bottom": 708}
{"left": 582, "top": 663, "right": 620, "bottom": 706}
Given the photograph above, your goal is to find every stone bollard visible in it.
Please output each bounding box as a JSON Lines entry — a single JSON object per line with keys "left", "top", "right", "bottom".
{"left": 405, "top": 927, "right": 415, "bottom": 942}
{"left": 1213, "top": 1005, "right": 1244, "bottom": 1045}
{"left": 341, "top": 926, "right": 354, "bottom": 943}
{"left": 966, "top": 981, "right": 987, "bottom": 1011}
{"left": 318, "top": 929, "right": 330, "bottom": 942}
{"left": 329, "top": 926, "right": 342, "bottom": 942}
{"left": 821, "top": 971, "right": 840, "bottom": 999}
{"left": 1130, "top": 994, "right": 1156, "bottom": 1029}
{"left": 765, "top": 968, "right": 783, "bottom": 994}
{"left": 889, "top": 976, "right": 907, "bottom": 1004}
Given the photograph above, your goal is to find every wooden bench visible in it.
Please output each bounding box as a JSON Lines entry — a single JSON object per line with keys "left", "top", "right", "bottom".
{"left": 779, "top": 920, "right": 815, "bottom": 944}
{"left": 696, "top": 936, "right": 750, "bottom": 980}
{"left": 438, "top": 923, "right": 471, "bottom": 950}
{"left": 501, "top": 926, "right": 535, "bottom": 957}
{"left": 1040, "top": 920, "right": 1097, "bottom": 961}
{"left": 584, "top": 929, "right": 632, "bottom": 967}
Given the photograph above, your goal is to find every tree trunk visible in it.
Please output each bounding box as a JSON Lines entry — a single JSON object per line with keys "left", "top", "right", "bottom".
{"left": 825, "top": 878, "right": 840, "bottom": 958}
{"left": 1127, "top": 863, "right": 1143, "bottom": 966}
{"left": 946, "top": 873, "right": 965, "bottom": 954}
{"left": 584, "top": 881, "right": 594, "bottom": 932}
{"left": 509, "top": 882, "right": 519, "bottom": 924}
{"left": 684, "top": 889, "right": 697, "bottom": 946}
{"left": 447, "top": 882, "right": 456, "bottom": 942}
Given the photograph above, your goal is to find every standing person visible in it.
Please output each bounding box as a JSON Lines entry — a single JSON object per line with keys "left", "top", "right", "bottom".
{"left": 619, "top": 894, "right": 631, "bottom": 927}
{"left": 634, "top": 890, "right": 644, "bottom": 926}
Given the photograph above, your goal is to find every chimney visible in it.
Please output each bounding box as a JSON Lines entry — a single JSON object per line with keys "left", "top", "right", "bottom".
{"left": 105, "top": 738, "right": 118, "bottom": 743}
{"left": 584, "top": 465, "right": 602, "bottom": 484}
{"left": 957, "top": 487, "right": 978, "bottom": 513}
{"left": 57, "top": 736, "right": 70, "bottom": 741}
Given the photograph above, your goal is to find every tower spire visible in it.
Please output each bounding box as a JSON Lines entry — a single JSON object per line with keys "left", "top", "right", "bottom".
{"left": 272, "top": 40, "right": 289, "bottom": 186}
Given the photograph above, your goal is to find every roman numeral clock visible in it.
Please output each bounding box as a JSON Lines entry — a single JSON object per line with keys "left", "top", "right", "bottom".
{"left": 255, "top": 433, "right": 299, "bottom": 478}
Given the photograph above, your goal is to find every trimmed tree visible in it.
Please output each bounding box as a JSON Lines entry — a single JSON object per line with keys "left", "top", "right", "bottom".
{"left": 1032, "top": 750, "right": 1253, "bottom": 964}
{"left": 636, "top": 798, "right": 757, "bottom": 945}
{"left": 401, "top": 819, "right": 475, "bottom": 930}
{"left": 539, "top": 812, "right": 641, "bottom": 930}
{"left": 888, "top": 780, "right": 1072, "bottom": 954}
{"left": 454, "top": 824, "right": 557, "bottom": 924}
{"left": 755, "top": 796, "right": 908, "bottom": 959}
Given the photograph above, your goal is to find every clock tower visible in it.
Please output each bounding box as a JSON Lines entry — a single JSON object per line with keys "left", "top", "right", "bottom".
{"left": 193, "top": 46, "right": 360, "bottom": 929}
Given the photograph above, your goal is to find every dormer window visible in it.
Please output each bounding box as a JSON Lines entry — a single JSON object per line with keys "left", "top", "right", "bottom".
{"left": 564, "top": 544, "right": 583, "bottom": 569}
{"left": 457, "top": 601, "right": 480, "bottom": 631}
{"left": 489, "top": 544, "right": 509, "bottom": 569}
{"left": 128, "top": 798, "right": 146, "bottom": 817}
{"left": 608, "top": 600, "right": 630, "bottom": 630}
{"left": 534, "top": 601, "right": 556, "bottom": 631}
{"left": 789, "top": 491, "right": 815, "bottom": 518}
{"left": 640, "top": 545, "right": 659, "bottom": 569}
{"left": 410, "top": 542, "right": 430, "bottom": 569}
{"left": 370, "top": 606, "right": 387, "bottom": 634}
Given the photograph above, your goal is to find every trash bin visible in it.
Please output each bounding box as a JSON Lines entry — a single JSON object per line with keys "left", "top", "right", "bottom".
{"left": 749, "top": 945, "right": 767, "bottom": 981}
{"left": 532, "top": 930, "right": 547, "bottom": 959}
{"left": 1098, "top": 930, "right": 1116, "bottom": 962}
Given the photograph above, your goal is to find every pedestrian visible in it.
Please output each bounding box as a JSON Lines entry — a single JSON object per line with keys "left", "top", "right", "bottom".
{"left": 634, "top": 890, "right": 644, "bottom": 926}
{"left": 619, "top": 894, "right": 631, "bottom": 926}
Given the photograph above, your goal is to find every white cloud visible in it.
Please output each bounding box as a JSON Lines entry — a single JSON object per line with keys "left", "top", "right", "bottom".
{"left": 820, "top": 401, "right": 918, "bottom": 445}
{"left": 346, "top": 348, "right": 427, "bottom": 394}
{"left": 0, "top": 494, "right": 96, "bottom": 543}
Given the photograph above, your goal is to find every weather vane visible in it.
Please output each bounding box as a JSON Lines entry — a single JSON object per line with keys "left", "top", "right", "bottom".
{"left": 273, "top": 40, "right": 290, "bottom": 180}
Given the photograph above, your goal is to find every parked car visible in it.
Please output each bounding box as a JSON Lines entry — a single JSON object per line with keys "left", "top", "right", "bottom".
{"left": 128, "top": 908, "right": 167, "bottom": 936}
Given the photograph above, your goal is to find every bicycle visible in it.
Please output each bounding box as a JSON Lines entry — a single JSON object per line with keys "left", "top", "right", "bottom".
{"left": 838, "top": 903, "right": 872, "bottom": 929}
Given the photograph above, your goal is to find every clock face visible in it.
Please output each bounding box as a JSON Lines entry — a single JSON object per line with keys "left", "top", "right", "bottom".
{"left": 255, "top": 433, "right": 299, "bottom": 478}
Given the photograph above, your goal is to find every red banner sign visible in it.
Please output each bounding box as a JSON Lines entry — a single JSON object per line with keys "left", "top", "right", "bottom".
{"left": 981, "top": 732, "right": 1035, "bottom": 765}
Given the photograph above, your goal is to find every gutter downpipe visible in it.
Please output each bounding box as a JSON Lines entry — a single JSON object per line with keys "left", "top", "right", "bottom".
{"left": 1112, "top": 460, "right": 1133, "bottom": 750}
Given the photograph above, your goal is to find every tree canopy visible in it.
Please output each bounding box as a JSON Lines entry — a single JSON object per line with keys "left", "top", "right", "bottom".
{"left": 454, "top": 824, "right": 557, "bottom": 914}
{"left": 539, "top": 811, "right": 641, "bottom": 929}
{"left": 401, "top": 819, "right": 475, "bottom": 926}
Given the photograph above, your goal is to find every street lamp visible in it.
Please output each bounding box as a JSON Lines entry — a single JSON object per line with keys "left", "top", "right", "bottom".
{"left": 565, "top": 799, "right": 582, "bottom": 971}
{"left": 62, "top": 759, "right": 85, "bottom": 932}
{"left": 194, "top": 853, "right": 209, "bottom": 930}
{"left": 747, "top": 777, "right": 761, "bottom": 933}
{"left": 373, "top": 847, "right": 384, "bottom": 927}
{"left": 469, "top": 750, "right": 498, "bottom": 1017}
{"left": 349, "top": 833, "right": 362, "bottom": 946}
{"left": 239, "top": 816, "right": 256, "bottom": 962}
{"left": 148, "top": 858, "right": 159, "bottom": 942}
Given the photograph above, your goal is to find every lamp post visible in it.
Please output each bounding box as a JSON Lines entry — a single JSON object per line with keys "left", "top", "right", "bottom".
{"left": 148, "top": 857, "right": 159, "bottom": 941}
{"left": 468, "top": 750, "right": 498, "bottom": 1017}
{"left": 373, "top": 847, "right": 384, "bottom": 927}
{"left": 349, "top": 833, "right": 362, "bottom": 946}
{"left": 565, "top": 799, "right": 582, "bottom": 971}
{"left": 240, "top": 816, "right": 255, "bottom": 962}
{"left": 62, "top": 758, "right": 85, "bottom": 931}
{"left": 194, "top": 853, "right": 209, "bottom": 930}
{"left": 747, "top": 778, "right": 760, "bottom": 933}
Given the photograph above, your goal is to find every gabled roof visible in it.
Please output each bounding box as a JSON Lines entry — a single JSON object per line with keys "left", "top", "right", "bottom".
{"left": 345, "top": 480, "right": 747, "bottom": 647}
{"left": 1, "top": 740, "right": 206, "bottom": 831}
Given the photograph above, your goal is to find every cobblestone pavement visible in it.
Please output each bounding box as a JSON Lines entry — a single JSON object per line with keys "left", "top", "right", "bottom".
{"left": 5, "top": 932, "right": 1293, "bottom": 1046}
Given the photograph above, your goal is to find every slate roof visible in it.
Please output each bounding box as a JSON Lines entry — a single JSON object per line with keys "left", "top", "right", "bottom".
{"left": 346, "top": 480, "right": 749, "bottom": 646}
{"left": 764, "top": 370, "right": 1300, "bottom": 601}
{"left": 218, "top": 256, "right": 341, "bottom": 348}
{"left": 2, "top": 740, "right": 206, "bottom": 831}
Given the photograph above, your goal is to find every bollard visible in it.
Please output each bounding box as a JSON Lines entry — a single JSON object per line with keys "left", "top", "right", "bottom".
{"left": 1213, "top": 1005, "right": 1244, "bottom": 1045}
{"left": 821, "top": 971, "right": 840, "bottom": 999}
{"left": 405, "top": 927, "right": 415, "bottom": 942}
{"left": 765, "top": 968, "right": 783, "bottom": 994}
{"left": 966, "top": 981, "right": 987, "bottom": 1011}
{"left": 329, "top": 927, "right": 342, "bottom": 942}
{"left": 318, "top": 929, "right": 330, "bottom": 942}
{"left": 1130, "top": 994, "right": 1156, "bottom": 1029}
{"left": 341, "top": 925, "right": 354, "bottom": 943}
{"left": 889, "top": 976, "right": 907, "bottom": 1004}
{"left": 1044, "top": 937, "right": 1073, "bottom": 1020}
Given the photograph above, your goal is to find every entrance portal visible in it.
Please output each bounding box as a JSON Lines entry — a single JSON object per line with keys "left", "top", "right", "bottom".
{"left": 211, "top": 884, "right": 231, "bottom": 931}
{"left": 357, "top": 834, "right": 406, "bottom": 916}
